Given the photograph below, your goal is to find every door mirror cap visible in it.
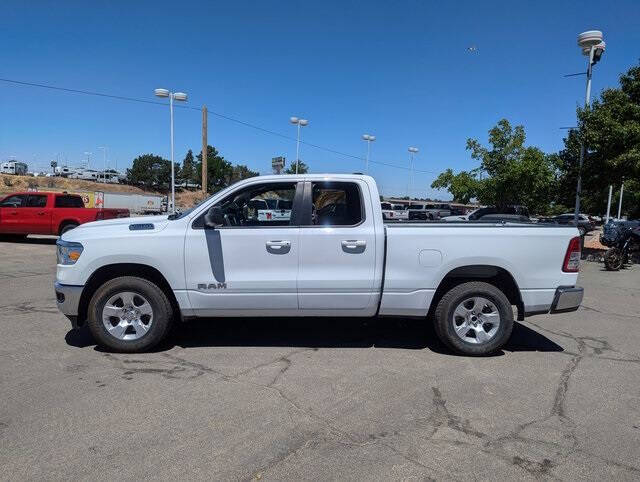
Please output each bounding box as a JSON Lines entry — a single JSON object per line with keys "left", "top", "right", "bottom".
{"left": 204, "top": 206, "right": 225, "bottom": 228}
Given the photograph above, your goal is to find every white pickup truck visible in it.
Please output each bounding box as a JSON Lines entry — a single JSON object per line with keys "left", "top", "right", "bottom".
{"left": 55, "top": 174, "right": 583, "bottom": 355}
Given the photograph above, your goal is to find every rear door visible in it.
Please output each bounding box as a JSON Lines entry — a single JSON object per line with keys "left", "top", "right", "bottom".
{"left": 184, "top": 180, "right": 302, "bottom": 315}
{"left": 297, "top": 180, "right": 378, "bottom": 314}
{"left": 0, "top": 194, "right": 28, "bottom": 233}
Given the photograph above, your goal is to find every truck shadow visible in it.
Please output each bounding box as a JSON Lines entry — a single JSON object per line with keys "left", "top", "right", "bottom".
{"left": 0, "top": 236, "right": 58, "bottom": 245}
{"left": 66, "top": 318, "right": 563, "bottom": 357}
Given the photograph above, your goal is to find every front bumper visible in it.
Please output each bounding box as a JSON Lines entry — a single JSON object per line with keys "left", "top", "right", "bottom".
{"left": 550, "top": 286, "right": 584, "bottom": 314}
{"left": 54, "top": 281, "right": 84, "bottom": 328}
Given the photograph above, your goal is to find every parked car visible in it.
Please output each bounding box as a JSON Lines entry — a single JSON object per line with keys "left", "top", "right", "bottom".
{"left": 424, "top": 203, "right": 451, "bottom": 219}
{"left": 407, "top": 204, "right": 436, "bottom": 220}
{"left": 442, "top": 205, "right": 530, "bottom": 222}
{"left": 0, "top": 192, "right": 129, "bottom": 237}
{"left": 55, "top": 174, "right": 582, "bottom": 356}
{"left": 381, "top": 203, "right": 408, "bottom": 221}
{"left": 539, "top": 213, "right": 594, "bottom": 236}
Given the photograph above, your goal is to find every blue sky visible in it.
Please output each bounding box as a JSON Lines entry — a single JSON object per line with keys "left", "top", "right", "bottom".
{"left": 1, "top": 0, "right": 638, "bottom": 198}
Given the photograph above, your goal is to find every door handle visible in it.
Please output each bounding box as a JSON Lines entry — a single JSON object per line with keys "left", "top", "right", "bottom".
{"left": 37, "top": 212, "right": 46, "bottom": 216}
{"left": 341, "top": 240, "right": 366, "bottom": 253}
{"left": 266, "top": 240, "right": 291, "bottom": 254}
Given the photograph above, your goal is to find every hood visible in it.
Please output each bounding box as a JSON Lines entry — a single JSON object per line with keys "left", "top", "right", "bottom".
{"left": 61, "top": 214, "right": 171, "bottom": 241}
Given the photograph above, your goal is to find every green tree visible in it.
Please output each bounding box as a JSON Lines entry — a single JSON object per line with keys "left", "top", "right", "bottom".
{"left": 229, "top": 164, "right": 259, "bottom": 184}
{"left": 431, "top": 169, "right": 481, "bottom": 204}
{"left": 181, "top": 149, "right": 196, "bottom": 186}
{"left": 431, "top": 119, "right": 558, "bottom": 214}
{"left": 195, "top": 145, "right": 232, "bottom": 193}
{"left": 127, "top": 154, "right": 178, "bottom": 190}
{"left": 284, "top": 160, "right": 309, "bottom": 174}
{"left": 556, "top": 62, "right": 640, "bottom": 218}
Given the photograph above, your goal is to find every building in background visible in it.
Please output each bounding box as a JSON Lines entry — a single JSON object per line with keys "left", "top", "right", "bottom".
{"left": 272, "top": 156, "right": 286, "bottom": 174}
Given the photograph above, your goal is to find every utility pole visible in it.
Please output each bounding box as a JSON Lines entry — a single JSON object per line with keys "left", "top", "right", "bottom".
{"left": 202, "top": 105, "right": 208, "bottom": 193}
{"left": 617, "top": 180, "right": 624, "bottom": 220}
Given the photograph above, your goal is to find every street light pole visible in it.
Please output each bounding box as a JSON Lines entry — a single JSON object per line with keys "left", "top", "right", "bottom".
{"left": 155, "top": 88, "right": 188, "bottom": 214}
{"left": 362, "top": 134, "right": 376, "bottom": 173}
{"left": 295, "top": 122, "right": 300, "bottom": 174}
{"left": 98, "top": 146, "right": 107, "bottom": 183}
{"left": 408, "top": 147, "right": 418, "bottom": 201}
{"left": 290, "top": 117, "right": 309, "bottom": 174}
{"left": 574, "top": 30, "right": 605, "bottom": 224}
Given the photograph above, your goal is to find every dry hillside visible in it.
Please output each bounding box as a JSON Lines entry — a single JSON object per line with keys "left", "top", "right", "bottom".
{"left": 0, "top": 174, "right": 207, "bottom": 209}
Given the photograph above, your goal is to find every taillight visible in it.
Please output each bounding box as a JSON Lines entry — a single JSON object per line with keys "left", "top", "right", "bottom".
{"left": 563, "top": 236, "right": 581, "bottom": 272}
{"left": 95, "top": 211, "right": 104, "bottom": 220}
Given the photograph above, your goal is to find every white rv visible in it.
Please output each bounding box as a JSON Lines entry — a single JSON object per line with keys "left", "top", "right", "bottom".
{"left": 1, "top": 161, "right": 28, "bottom": 175}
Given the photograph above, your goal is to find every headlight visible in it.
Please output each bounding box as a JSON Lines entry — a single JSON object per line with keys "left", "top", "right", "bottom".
{"left": 57, "top": 240, "right": 84, "bottom": 265}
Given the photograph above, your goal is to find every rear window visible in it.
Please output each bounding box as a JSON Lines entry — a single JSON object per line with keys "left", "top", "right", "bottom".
{"left": 410, "top": 204, "right": 424, "bottom": 210}
{"left": 312, "top": 182, "right": 363, "bottom": 226}
{"left": 55, "top": 195, "right": 84, "bottom": 208}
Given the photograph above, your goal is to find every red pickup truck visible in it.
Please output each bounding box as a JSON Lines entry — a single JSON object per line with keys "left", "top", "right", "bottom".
{"left": 0, "top": 192, "right": 129, "bottom": 237}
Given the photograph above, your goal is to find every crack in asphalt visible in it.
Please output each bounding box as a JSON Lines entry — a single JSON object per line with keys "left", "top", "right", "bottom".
{"left": 580, "top": 304, "right": 640, "bottom": 320}
{"left": 99, "top": 325, "right": 640, "bottom": 480}
{"left": 0, "top": 301, "right": 60, "bottom": 315}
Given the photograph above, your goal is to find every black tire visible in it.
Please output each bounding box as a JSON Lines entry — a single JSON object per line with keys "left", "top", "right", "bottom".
{"left": 87, "top": 276, "right": 173, "bottom": 352}
{"left": 604, "top": 247, "right": 624, "bottom": 271}
{"left": 433, "top": 281, "right": 514, "bottom": 356}
{"left": 60, "top": 223, "right": 79, "bottom": 235}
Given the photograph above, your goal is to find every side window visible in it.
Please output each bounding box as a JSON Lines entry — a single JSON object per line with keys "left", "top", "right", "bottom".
{"left": 0, "top": 195, "right": 27, "bottom": 207}
{"left": 55, "top": 195, "right": 84, "bottom": 208}
{"left": 311, "top": 182, "right": 363, "bottom": 226}
{"left": 26, "top": 195, "right": 47, "bottom": 208}
{"left": 197, "top": 182, "right": 297, "bottom": 227}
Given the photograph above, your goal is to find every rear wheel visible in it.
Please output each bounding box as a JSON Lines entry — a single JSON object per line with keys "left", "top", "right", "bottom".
{"left": 87, "top": 276, "right": 173, "bottom": 352}
{"left": 604, "top": 247, "right": 624, "bottom": 271}
{"left": 60, "top": 223, "right": 78, "bottom": 235}
{"left": 434, "top": 282, "right": 513, "bottom": 356}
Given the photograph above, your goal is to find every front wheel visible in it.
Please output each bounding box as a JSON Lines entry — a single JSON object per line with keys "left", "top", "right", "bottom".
{"left": 87, "top": 276, "right": 173, "bottom": 352}
{"left": 433, "top": 282, "right": 514, "bottom": 356}
{"left": 604, "top": 247, "right": 624, "bottom": 271}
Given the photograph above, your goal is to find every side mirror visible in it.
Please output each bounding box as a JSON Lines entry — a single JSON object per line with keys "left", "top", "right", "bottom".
{"left": 204, "top": 206, "right": 225, "bottom": 228}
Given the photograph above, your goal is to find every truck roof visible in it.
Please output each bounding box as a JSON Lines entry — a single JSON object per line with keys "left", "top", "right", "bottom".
{"left": 244, "top": 173, "right": 374, "bottom": 182}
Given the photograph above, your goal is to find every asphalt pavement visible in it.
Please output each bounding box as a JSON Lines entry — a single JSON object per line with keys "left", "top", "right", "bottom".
{"left": 1, "top": 236, "right": 639, "bottom": 481}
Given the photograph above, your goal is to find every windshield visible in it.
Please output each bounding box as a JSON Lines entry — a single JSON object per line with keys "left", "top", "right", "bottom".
{"left": 168, "top": 194, "right": 215, "bottom": 220}
{"left": 393, "top": 205, "right": 405, "bottom": 210}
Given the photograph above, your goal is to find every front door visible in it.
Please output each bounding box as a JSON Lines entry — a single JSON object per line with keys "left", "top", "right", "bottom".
{"left": 184, "top": 181, "right": 302, "bottom": 316}
{"left": 297, "top": 181, "right": 378, "bottom": 313}
{"left": 0, "top": 194, "right": 28, "bottom": 233}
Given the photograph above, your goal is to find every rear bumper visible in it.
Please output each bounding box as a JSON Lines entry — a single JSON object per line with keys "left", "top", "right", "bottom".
{"left": 523, "top": 286, "right": 583, "bottom": 317}
{"left": 550, "top": 286, "right": 584, "bottom": 314}
{"left": 54, "top": 281, "right": 84, "bottom": 328}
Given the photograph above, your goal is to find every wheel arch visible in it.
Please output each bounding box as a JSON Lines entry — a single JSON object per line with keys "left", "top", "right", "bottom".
{"left": 58, "top": 219, "right": 80, "bottom": 235}
{"left": 429, "top": 264, "right": 524, "bottom": 321}
{"left": 76, "top": 263, "right": 180, "bottom": 326}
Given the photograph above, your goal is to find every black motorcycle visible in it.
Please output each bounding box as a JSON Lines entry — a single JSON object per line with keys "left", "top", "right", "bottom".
{"left": 604, "top": 225, "right": 640, "bottom": 271}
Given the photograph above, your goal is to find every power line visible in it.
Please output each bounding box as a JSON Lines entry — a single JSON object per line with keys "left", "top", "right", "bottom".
{"left": 0, "top": 77, "right": 440, "bottom": 174}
